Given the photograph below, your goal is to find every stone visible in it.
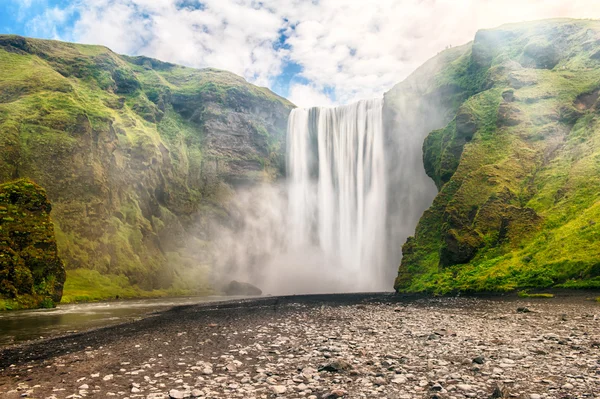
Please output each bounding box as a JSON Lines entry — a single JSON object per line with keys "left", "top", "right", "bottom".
{"left": 323, "top": 389, "right": 347, "bottom": 398}
{"left": 270, "top": 385, "right": 287, "bottom": 395}
{"left": 168, "top": 389, "right": 185, "bottom": 399}
{"left": 431, "top": 383, "right": 443, "bottom": 391}
{"left": 457, "top": 384, "right": 472, "bottom": 392}
{"left": 318, "top": 360, "right": 352, "bottom": 373}
{"left": 472, "top": 356, "right": 485, "bottom": 364}
{"left": 223, "top": 281, "right": 262, "bottom": 296}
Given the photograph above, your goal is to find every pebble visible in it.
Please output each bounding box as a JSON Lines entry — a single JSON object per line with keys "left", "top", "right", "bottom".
{"left": 270, "top": 385, "right": 287, "bottom": 395}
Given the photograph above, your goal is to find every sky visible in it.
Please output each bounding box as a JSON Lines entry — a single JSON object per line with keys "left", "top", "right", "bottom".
{"left": 1, "top": 0, "right": 600, "bottom": 107}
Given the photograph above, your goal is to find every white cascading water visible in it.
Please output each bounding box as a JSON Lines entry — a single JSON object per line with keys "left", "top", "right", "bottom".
{"left": 211, "top": 99, "right": 395, "bottom": 294}
{"left": 286, "top": 99, "right": 387, "bottom": 290}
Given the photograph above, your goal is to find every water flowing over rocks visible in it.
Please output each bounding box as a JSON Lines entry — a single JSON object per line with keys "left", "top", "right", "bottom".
{"left": 1, "top": 295, "right": 599, "bottom": 398}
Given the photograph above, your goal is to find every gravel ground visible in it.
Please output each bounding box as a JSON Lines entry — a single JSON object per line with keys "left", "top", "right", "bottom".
{"left": 0, "top": 293, "right": 599, "bottom": 399}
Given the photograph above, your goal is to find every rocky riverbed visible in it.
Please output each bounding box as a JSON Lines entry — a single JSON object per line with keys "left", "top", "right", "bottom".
{"left": 1, "top": 294, "right": 599, "bottom": 399}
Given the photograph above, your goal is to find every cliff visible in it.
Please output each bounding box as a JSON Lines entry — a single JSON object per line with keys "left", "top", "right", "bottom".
{"left": 395, "top": 19, "right": 600, "bottom": 293}
{"left": 0, "top": 35, "right": 294, "bottom": 302}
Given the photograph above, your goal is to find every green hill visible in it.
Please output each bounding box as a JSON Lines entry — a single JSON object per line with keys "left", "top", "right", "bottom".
{"left": 0, "top": 35, "right": 294, "bottom": 303}
{"left": 394, "top": 19, "right": 600, "bottom": 294}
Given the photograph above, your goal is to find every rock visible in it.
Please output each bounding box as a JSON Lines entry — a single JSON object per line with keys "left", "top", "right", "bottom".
{"left": 457, "top": 384, "right": 472, "bottom": 392}
{"left": 489, "top": 384, "right": 509, "bottom": 398}
{"left": 168, "top": 389, "right": 185, "bottom": 399}
{"left": 318, "top": 360, "right": 352, "bottom": 373}
{"left": 517, "top": 307, "right": 531, "bottom": 313}
{"left": 562, "top": 383, "right": 574, "bottom": 390}
{"left": 190, "top": 389, "right": 202, "bottom": 398}
{"left": 374, "top": 377, "right": 387, "bottom": 385}
{"left": 502, "top": 89, "right": 515, "bottom": 102}
{"left": 323, "top": 389, "right": 347, "bottom": 398}
{"left": 223, "top": 280, "right": 262, "bottom": 296}
{"left": 103, "top": 374, "right": 113, "bottom": 381}
{"left": 146, "top": 394, "right": 167, "bottom": 399}
{"left": 529, "top": 394, "right": 541, "bottom": 399}
{"left": 270, "top": 385, "right": 287, "bottom": 395}
{"left": 431, "top": 383, "right": 443, "bottom": 391}
{"left": 473, "top": 356, "right": 485, "bottom": 364}
{"left": 0, "top": 180, "right": 66, "bottom": 308}
{"left": 392, "top": 376, "right": 407, "bottom": 384}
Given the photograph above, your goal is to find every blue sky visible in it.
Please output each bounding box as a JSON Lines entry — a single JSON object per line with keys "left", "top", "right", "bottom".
{"left": 0, "top": 0, "right": 75, "bottom": 38}
{"left": 2, "top": 0, "right": 599, "bottom": 107}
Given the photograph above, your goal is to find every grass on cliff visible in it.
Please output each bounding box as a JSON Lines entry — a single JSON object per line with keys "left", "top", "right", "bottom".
{"left": 61, "top": 267, "right": 214, "bottom": 304}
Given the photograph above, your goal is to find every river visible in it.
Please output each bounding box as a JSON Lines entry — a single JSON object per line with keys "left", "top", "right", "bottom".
{"left": 0, "top": 296, "right": 240, "bottom": 346}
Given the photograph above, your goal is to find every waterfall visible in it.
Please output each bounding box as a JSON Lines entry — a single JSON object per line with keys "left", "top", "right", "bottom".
{"left": 286, "top": 99, "right": 388, "bottom": 290}
{"left": 211, "top": 98, "right": 395, "bottom": 294}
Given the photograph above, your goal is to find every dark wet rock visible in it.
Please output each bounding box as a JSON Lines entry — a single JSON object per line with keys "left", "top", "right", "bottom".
{"left": 489, "top": 384, "right": 509, "bottom": 398}
{"left": 223, "top": 280, "right": 262, "bottom": 296}
{"left": 318, "top": 360, "right": 352, "bottom": 373}
{"left": 473, "top": 355, "right": 485, "bottom": 364}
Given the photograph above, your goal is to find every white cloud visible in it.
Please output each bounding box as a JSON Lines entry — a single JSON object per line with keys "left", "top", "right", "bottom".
{"left": 17, "top": 0, "right": 600, "bottom": 107}
{"left": 26, "top": 6, "right": 72, "bottom": 39}
{"left": 288, "top": 83, "right": 336, "bottom": 108}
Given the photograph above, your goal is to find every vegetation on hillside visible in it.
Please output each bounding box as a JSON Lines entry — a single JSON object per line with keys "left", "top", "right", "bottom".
{"left": 396, "top": 19, "right": 600, "bottom": 294}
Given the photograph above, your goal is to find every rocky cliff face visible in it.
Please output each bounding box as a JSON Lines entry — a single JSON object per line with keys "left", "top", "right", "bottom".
{"left": 395, "top": 19, "right": 600, "bottom": 293}
{"left": 0, "top": 35, "right": 294, "bottom": 300}
{"left": 0, "top": 179, "right": 65, "bottom": 309}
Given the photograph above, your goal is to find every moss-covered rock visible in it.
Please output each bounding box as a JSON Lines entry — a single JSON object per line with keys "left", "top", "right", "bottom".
{"left": 0, "top": 179, "right": 65, "bottom": 309}
{"left": 395, "top": 19, "right": 600, "bottom": 294}
{"left": 0, "top": 35, "right": 294, "bottom": 301}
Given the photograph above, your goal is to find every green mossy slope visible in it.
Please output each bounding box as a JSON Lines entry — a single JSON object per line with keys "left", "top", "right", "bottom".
{"left": 0, "top": 35, "right": 294, "bottom": 302}
{"left": 396, "top": 19, "right": 600, "bottom": 294}
{"left": 0, "top": 179, "right": 65, "bottom": 310}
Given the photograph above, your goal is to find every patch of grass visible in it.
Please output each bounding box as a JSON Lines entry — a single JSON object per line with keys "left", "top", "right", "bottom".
{"left": 518, "top": 290, "right": 555, "bottom": 298}
{"left": 60, "top": 269, "right": 203, "bottom": 304}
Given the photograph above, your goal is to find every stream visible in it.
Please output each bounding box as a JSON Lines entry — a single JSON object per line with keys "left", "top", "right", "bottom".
{"left": 0, "top": 296, "right": 239, "bottom": 346}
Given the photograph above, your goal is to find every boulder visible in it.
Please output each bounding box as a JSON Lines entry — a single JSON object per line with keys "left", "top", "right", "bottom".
{"left": 223, "top": 280, "right": 262, "bottom": 296}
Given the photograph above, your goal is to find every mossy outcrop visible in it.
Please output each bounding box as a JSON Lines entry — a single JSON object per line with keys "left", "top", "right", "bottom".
{"left": 0, "top": 179, "right": 65, "bottom": 309}
{"left": 395, "top": 19, "right": 600, "bottom": 293}
{"left": 0, "top": 35, "right": 294, "bottom": 301}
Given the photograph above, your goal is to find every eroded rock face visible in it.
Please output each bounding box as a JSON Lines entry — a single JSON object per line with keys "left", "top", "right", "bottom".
{"left": 0, "top": 179, "right": 65, "bottom": 309}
